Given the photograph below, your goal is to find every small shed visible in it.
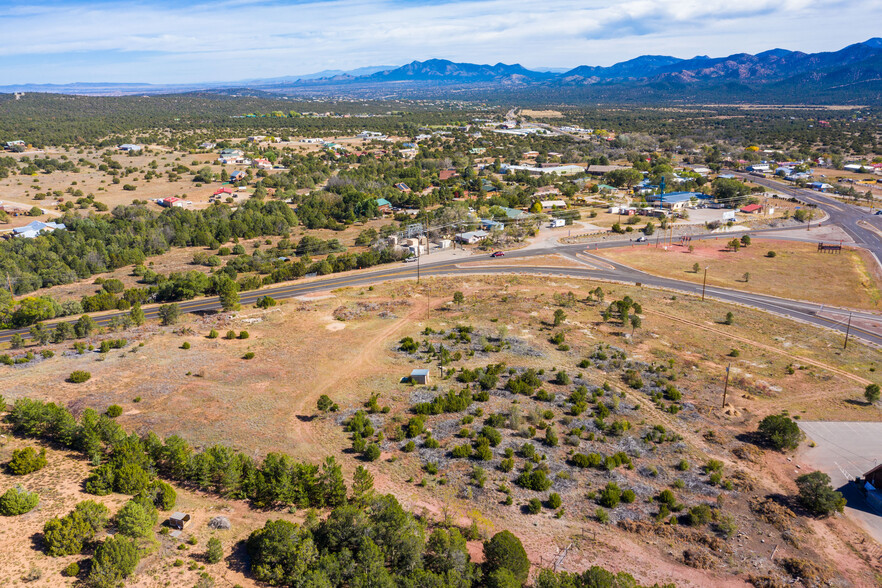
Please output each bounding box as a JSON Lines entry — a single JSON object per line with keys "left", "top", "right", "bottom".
{"left": 410, "top": 369, "right": 430, "bottom": 385}
{"left": 864, "top": 465, "right": 882, "bottom": 488}
{"left": 169, "top": 512, "right": 191, "bottom": 530}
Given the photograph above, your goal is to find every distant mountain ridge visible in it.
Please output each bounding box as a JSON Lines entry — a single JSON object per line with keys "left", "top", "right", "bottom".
{"left": 1, "top": 38, "right": 881, "bottom": 103}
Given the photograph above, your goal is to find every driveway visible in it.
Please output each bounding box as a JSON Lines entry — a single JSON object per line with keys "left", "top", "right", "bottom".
{"left": 798, "top": 421, "right": 882, "bottom": 544}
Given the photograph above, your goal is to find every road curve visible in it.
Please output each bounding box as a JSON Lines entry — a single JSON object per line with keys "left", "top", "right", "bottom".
{"left": 2, "top": 247, "right": 880, "bottom": 348}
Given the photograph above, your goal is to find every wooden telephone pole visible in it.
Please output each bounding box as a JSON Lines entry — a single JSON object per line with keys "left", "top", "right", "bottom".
{"left": 722, "top": 363, "right": 731, "bottom": 408}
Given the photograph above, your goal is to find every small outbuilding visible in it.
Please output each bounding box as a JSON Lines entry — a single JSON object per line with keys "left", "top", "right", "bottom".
{"left": 168, "top": 512, "right": 191, "bottom": 530}
{"left": 410, "top": 369, "right": 430, "bottom": 385}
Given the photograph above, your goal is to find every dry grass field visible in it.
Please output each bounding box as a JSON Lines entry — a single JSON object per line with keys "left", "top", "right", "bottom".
{"left": 2, "top": 273, "right": 882, "bottom": 586}
{"left": 597, "top": 238, "right": 882, "bottom": 309}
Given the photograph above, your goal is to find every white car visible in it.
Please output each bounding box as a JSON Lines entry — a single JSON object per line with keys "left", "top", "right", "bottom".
{"left": 636, "top": 236, "right": 647, "bottom": 242}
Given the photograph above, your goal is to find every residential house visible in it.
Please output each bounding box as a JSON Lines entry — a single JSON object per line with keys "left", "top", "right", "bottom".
{"left": 739, "top": 204, "right": 763, "bottom": 214}
{"left": 540, "top": 200, "right": 567, "bottom": 210}
{"left": 587, "top": 164, "right": 626, "bottom": 175}
{"left": 252, "top": 158, "right": 273, "bottom": 170}
{"left": 357, "top": 131, "right": 386, "bottom": 140}
{"left": 498, "top": 207, "right": 529, "bottom": 220}
{"left": 11, "top": 220, "right": 66, "bottom": 239}
{"left": 158, "top": 197, "right": 184, "bottom": 208}
{"left": 118, "top": 144, "right": 142, "bottom": 152}
{"left": 376, "top": 198, "right": 392, "bottom": 214}
{"left": 439, "top": 169, "right": 458, "bottom": 181}
{"left": 455, "top": 230, "right": 490, "bottom": 244}
{"left": 229, "top": 171, "right": 247, "bottom": 182}
{"left": 394, "top": 182, "right": 411, "bottom": 192}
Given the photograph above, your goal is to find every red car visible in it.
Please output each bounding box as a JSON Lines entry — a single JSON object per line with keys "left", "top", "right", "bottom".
{"left": 490, "top": 251, "right": 505, "bottom": 257}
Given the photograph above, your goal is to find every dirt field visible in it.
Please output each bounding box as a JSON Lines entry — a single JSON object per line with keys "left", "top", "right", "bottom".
{"left": 2, "top": 273, "right": 882, "bottom": 586}
{"left": 597, "top": 238, "right": 882, "bottom": 310}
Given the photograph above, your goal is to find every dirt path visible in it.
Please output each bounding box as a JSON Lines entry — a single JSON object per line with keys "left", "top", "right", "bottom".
{"left": 644, "top": 309, "right": 872, "bottom": 386}
{"left": 286, "top": 297, "right": 432, "bottom": 453}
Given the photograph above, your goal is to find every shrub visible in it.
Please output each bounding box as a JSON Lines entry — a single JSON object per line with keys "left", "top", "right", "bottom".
{"left": 515, "top": 469, "right": 552, "bottom": 491}
{"left": 225, "top": 330, "right": 237, "bottom": 340}
{"left": 89, "top": 535, "right": 139, "bottom": 586}
{"left": 599, "top": 482, "right": 621, "bottom": 508}
{"left": 206, "top": 537, "right": 223, "bottom": 564}
{"left": 364, "top": 444, "right": 381, "bottom": 462}
{"left": 479, "top": 426, "right": 502, "bottom": 447}
{"left": 238, "top": 331, "right": 250, "bottom": 339}
{"left": 865, "top": 383, "right": 880, "bottom": 404}
{"left": 0, "top": 486, "right": 39, "bottom": 516}
{"left": 527, "top": 498, "right": 542, "bottom": 514}
{"left": 686, "top": 504, "right": 713, "bottom": 527}
{"left": 724, "top": 312, "right": 734, "bottom": 325}
{"left": 8, "top": 447, "right": 48, "bottom": 475}
{"left": 116, "top": 500, "right": 156, "bottom": 538}
{"left": 181, "top": 341, "right": 191, "bottom": 350}
{"left": 399, "top": 337, "right": 419, "bottom": 353}
{"left": 256, "top": 296, "right": 277, "bottom": 309}
{"left": 548, "top": 493, "right": 562, "bottom": 509}
{"left": 451, "top": 444, "right": 473, "bottom": 459}
{"left": 105, "top": 404, "right": 123, "bottom": 418}
{"left": 243, "top": 352, "right": 255, "bottom": 360}
{"left": 207, "top": 329, "right": 219, "bottom": 339}
{"left": 758, "top": 414, "right": 804, "bottom": 450}
{"left": 62, "top": 562, "right": 80, "bottom": 577}
{"left": 158, "top": 303, "right": 181, "bottom": 326}
{"left": 796, "top": 471, "right": 846, "bottom": 516}
{"left": 483, "top": 531, "right": 530, "bottom": 585}
{"left": 68, "top": 370, "right": 91, "bottom": 384}
{"left": 766, "top": 251, "right": 776, "bottom": 258}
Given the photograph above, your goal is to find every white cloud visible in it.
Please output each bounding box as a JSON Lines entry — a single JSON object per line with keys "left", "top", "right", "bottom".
{"left": 1, "top": 0, "right": 879, "bottom": 83}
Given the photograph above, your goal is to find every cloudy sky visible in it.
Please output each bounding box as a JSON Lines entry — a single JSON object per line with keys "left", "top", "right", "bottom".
{"left": 2, "top": 0, "right": 881, "bottom": 84}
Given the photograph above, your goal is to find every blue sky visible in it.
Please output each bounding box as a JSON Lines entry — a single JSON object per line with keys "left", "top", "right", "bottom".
{"left": 2, "top": 0, "right": 882, "bottom": 84}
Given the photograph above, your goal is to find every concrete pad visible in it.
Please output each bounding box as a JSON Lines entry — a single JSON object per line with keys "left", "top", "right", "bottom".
{"left": 797, "top": 421, "right": 882, "bottom": 544}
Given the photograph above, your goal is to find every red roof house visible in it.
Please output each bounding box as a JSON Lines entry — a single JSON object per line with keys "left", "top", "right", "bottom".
{"left": 740, "top": 204, "right": 762, "bottom": 214}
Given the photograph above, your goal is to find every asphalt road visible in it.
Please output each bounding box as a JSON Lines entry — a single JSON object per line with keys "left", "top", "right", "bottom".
{"left": 732, "top": 171, "right": 882, "bottom": 265}
{"left": 3, "top": 240, "right": 880, "bottom": 347}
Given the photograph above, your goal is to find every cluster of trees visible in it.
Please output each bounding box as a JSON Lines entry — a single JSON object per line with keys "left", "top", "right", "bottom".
{"left": 5, "top": 398, "right": 347, "bottom": 509}
{"left": 0, "top": 199, "right": 296, "bottom": 297}
{"left": 247, "top": 511, "right": 532, "bottom": 588}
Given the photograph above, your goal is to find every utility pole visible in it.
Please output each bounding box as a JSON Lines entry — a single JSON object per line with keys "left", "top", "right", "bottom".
{"left": 416, "top": 245, "right": 421, "bottom": 284}
{"left": 701, "top": 267, "right": 709, "bottom": 301}
{"left": 722, "top": 363, "right": 731, "bottom": 408}
{"left": 844, "top": 312, "right": 853, "bottom": 349}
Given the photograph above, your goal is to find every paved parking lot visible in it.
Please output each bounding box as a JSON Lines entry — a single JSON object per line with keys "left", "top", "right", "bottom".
{"left": 798, "top": 421, "right": 882, "bottom": 544}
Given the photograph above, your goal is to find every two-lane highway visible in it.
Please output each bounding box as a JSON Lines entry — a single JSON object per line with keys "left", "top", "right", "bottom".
{"left": 2, "top": 242, "right": 880, "bottom": 347}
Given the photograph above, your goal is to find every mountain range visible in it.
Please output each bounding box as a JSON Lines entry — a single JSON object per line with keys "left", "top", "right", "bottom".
{"left": 2, "top": 38, "right": 881, "bottom": 103}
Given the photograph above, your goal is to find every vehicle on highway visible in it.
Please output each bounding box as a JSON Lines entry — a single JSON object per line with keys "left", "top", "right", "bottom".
{"left": 490, "top": 251, "right": 505, "bottom": 257}
{"left": 403, "top": 256, "right": 418, "bottom": 263}
{"left": 635, "top": 236, "right": 647, "bottom": 242}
